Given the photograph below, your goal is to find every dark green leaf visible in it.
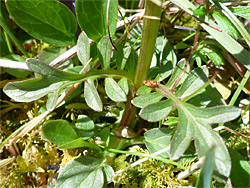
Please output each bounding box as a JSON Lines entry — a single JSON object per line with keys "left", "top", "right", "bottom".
{"left": 77, "top": 31, "right": 90, "bottom": 69}
{"left": 76, "top": 115, "right": 95, "bottom": 131}
{"left": 145, "top": 128, "right": 172, "bottom": 158}
{"left": 200, "top": 46, "right": 224, "bottom": 66}
{"left": 105, "top": 77, "right": 126, "bottom": 102}
{"left": 58, "top": 138, "right": 101, "bottom": 150}
{"left": 229, "top": 148, "right": 250, "bottom": 187}
{"left": 75, "top": 0, "right": 118, "bottom": 42}
{"left": 42, "top": 120, "right": 78, "bottom": 146}
{"left": 6, "top": 0, "right": 77, "bottom": 46}
{"left": 56, "top": 156, "right": 104, "bottom": 188}
{"left": 84, "top": 79, "right": 103, "bottom": 112}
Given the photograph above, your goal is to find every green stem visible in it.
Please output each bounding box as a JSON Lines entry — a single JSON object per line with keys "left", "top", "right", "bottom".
{"left": 219, "top": 70, "right": 250, "bottom": 127}
{"left": 118, "top": 0, "right": 162, "bottom": 131}
{"left": 0, "top": 16, "right": 29, "bottom": 58}
{"left": 229, "top": 70, "right": 250, "bottom": 106}
{"left": 4, "top": 30, "right": 13, "bottom": 53}
{"left": 134, "top": 1, "right": 162, "bottom": 89}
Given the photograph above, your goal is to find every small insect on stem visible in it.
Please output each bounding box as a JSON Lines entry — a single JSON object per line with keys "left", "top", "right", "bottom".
{"left": 143, "top": 80, "right": 158, "bottom": 88}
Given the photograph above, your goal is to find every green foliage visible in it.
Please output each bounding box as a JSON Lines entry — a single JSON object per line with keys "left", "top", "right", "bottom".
{"left": 6, "top": 0, "right": 77, "bottom": 46}
{"left": 1, "top": 0, "right": 249, "bottom": 187}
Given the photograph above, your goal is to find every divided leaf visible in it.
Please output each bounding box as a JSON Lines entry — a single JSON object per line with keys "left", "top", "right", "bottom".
{"left": 170, "top": 101, "right": 240, "bottom": 180}
{"left": 136, "top": 64, "right": 241, "bottom": 180}
{"left": 6, "top": 0, "right": 77, "bottom": 46}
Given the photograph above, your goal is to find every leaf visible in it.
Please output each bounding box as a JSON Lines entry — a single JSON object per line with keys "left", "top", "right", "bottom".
{"left": 139, "top": 99, "right": 174, "bottom": 122}
{"left": 58, "top": 138, "right": 101, "bottom": 150}
{"left": 230, "top": 6, "right": 250, "bottom": 20}
{"left": 228, "top": 148, "right": 250, "bottom": 187}
{"left": 105, "top": 77, "right": 126, "bottom": 102}
{"left": 46, "top": 90, "right": 60, "bottom": 111}
{"left": 132, "top": 92, "right": 163, "bottom": 108}
{"left": 56, "top": 156, "right": 104, "bottom": 188}
{"left": 84, "top": 79, "right": 103, "bottom": 112}
{"left": 200, "top": 46, "right": 224, "bottom": 66}
{"left": 77, "top": 31, "right": 90, "bottom": 69}
{"left": 212, "top": 11, "right": 241, "bottom": 40}
{"left": 196, "top": 147, "right": 215, "bottom": 187}
{"left": 169, "top": 0, "right": 250, "bottom": 71}
{"left": 3, "top": 59, "right": 83, "bottom": 102}
{"left": 6, "top": 0, "right": 77, "bottom": 46}
{"left": 97, "top": 36, "right": 112, "bottom": 69}
{"left": 76, "top": 115, "right": 95, "bottom": 131}
{"left": 165, "top": 58, "right": 190, "bottom": 89}
{"left": 145, "top": 128, "right": 172, "bottom": 158}
{"left": 75, "top": 0, "right": 118, "bottom": 42}
{"left": 169, "top": 100, "right": 241, "bottom": 181}
{"left": 176, "top": 66, "right": 208, "bottom": 99}
{"left": 136, "top": 85, "right": 152, "bottom": 95}
{"left": 115, "top": 46, "right": 131, "bottom": 70}
{"left": 103, "top": 164, "right": 114, "bottom": 184}
{"left": 155, "top": 61, "right": 174, "bottom": 82}
{"left": 118, "top": 78, "right": 129, "bottom": 95}
{"left": 42, "top": 120, "right": 79, "bottom": 146}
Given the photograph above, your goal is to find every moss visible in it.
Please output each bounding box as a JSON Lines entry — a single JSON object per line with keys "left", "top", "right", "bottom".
{"left": 113, "top": 146, "right": 197, "bottom": 187}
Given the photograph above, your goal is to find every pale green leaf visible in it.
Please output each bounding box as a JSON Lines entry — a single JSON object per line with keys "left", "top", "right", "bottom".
{"left": 105, "top": 77, "right": 126, "bottom": 102}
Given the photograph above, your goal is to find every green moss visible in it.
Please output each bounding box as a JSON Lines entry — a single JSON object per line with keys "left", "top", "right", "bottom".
{"left": 113, "top": 146, "right": 197, "bottom": 187}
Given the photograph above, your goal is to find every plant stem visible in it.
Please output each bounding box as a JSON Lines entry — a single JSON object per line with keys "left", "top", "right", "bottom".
{"left": 134, "top": 0, "right": 162, "bottom": 89}
{"left": 117, "top": 0, "right": 162, "bottom": 132}
{"left": 4, "top": 30, "right": 13, "bottom": 54}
